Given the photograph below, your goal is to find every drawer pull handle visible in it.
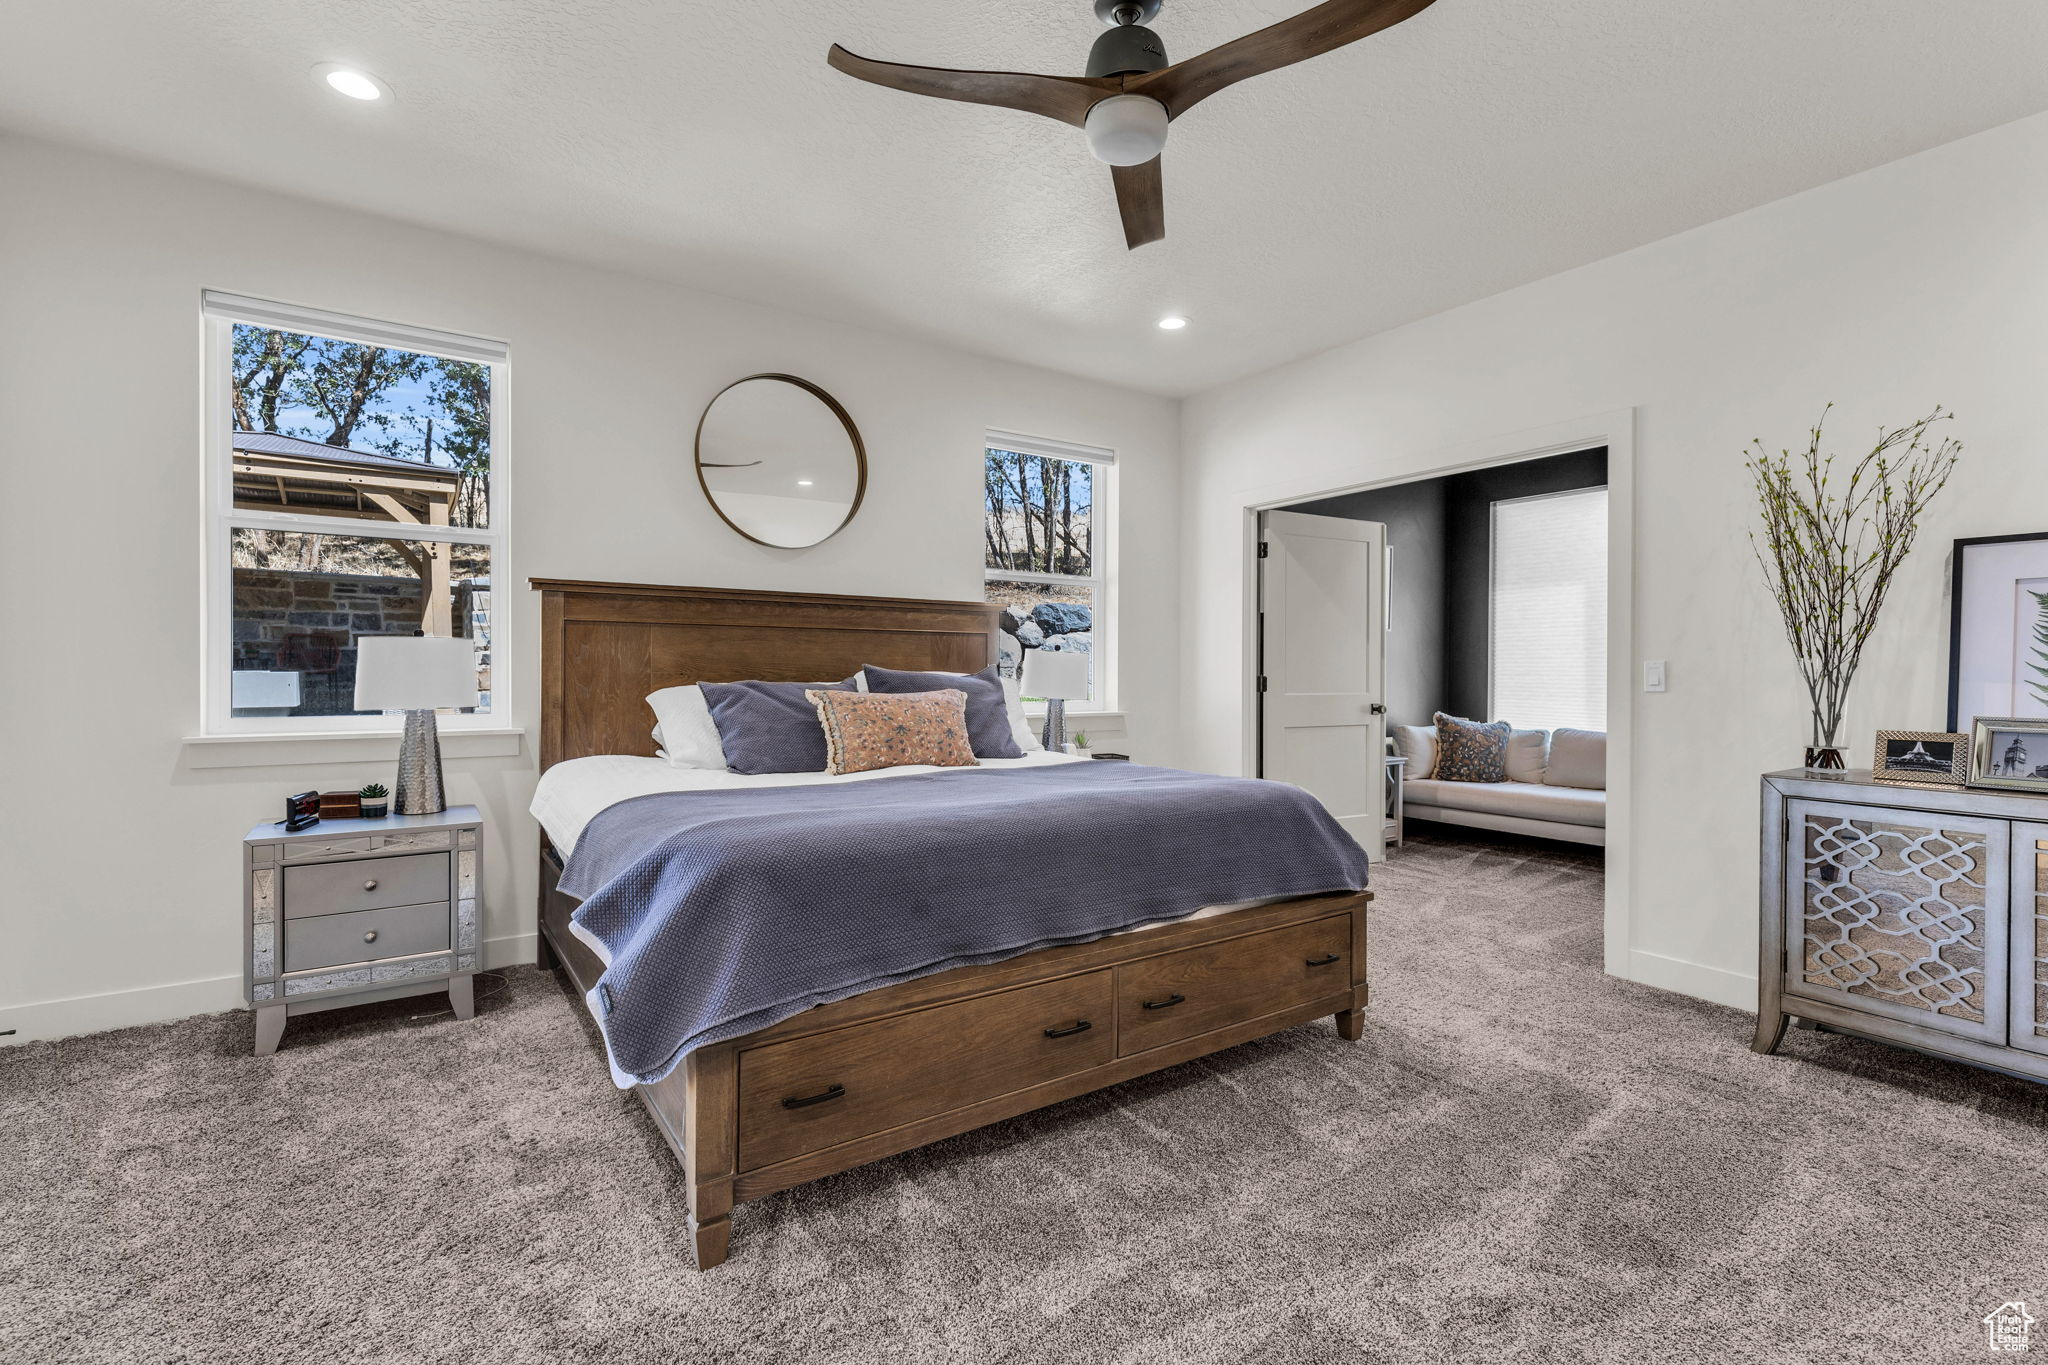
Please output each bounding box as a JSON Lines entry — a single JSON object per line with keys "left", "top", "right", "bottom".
{"left": 363, "top": 879, "right": 378, "bottom": 891}
{"left": 1141, "top": 993, "right": 1186, "bottom": 1011}
{"left": 1305, "top": 953, "right": 1341, "bottom": 967}
{"left": 363, "top": 930, "right": 379, "bottom": 944}
{"left": 1044, "top": 1020, "right": 1093, "bottom": 1038}
{"left": 782, "top": 1083, "right": 846, "bottom": 1110}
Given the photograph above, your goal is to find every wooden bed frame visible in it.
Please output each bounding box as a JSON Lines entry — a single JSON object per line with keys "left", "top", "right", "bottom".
{"left": 531, "top": 578, "right": 1372, "bottom": 1268}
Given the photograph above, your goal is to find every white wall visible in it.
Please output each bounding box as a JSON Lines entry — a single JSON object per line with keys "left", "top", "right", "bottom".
{"left": 0, "top": 134, "right": 1181, "bottom": 1042}
{"left": 1180, "top": 111, "right": 2048, "bottom": 1009}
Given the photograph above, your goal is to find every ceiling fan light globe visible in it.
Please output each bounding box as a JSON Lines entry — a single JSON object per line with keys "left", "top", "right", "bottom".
{"left": 1085, "top": 95, "right": 1169, "bottom": 167}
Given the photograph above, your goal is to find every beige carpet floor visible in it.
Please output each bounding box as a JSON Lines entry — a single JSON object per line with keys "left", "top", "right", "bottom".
{"left": 6, "top": 829, "right": 2047, "bottom": 1364}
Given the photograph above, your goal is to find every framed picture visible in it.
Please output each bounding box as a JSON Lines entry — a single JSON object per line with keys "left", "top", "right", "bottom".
{"left": 1947, "top": 532, "right": 2048, "bottom": 730}
{"left": 1968, "top": 716, "right": 2048, "bottom": 793}
{"left": 1872, "top": 730, "right": 1968, "bottom": 785}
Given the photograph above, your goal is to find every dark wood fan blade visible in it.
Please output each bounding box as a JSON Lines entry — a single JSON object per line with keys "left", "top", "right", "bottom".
{"left": 1112, "top": 157, "right": 1164, "bottom": 250}
{"left": 1129, "top": 0, "right": 1439, "bottom": 119}
{"left": 828, "top": 45, "right": 1119, "bottom": 128}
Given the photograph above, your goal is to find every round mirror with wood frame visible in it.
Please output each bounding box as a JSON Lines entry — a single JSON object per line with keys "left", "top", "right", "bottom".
{"left": 693, "top": 374, "right": 867, "bottom": 549}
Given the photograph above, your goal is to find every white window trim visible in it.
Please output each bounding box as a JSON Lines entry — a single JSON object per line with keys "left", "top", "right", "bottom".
{"left": 1486, "top": 484, "right": 1608, "bottom": 731}
{"left": 983, "top": 432, "right": 1114, "bottom": 716}
{"left": 199, "top": 292, "right": 511, "bottom": 737}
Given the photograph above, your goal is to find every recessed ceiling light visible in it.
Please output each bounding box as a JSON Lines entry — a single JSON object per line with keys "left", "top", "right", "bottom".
{"left": 1157, "top": 315, "right": 1188, "bottom": 331}
{"left": 796, "top": 479, "right": 815, "bottom": 487}
{"left": 314, "top": 63, "right": 390, "bottom": 102}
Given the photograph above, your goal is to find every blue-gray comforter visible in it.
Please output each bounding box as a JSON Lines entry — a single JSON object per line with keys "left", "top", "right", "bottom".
{"left": 559, "top": 762, "right": 1368, "bottom": 1087}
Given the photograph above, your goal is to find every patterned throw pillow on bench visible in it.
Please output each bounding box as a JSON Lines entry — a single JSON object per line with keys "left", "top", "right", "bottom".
{"left": 1431, "top": 712, "right": 1511, "bottom": 783}
{"left": 808, "top": 689, "right": 980, "bottom": 776}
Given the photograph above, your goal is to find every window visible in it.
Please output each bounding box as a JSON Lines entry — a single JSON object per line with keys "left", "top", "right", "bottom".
{"left": 1489, "top": 487, "right": 1607, "bottom": 731}
{"left": 983, "top": 431, "right": 1112, "bottom": 710}
{"left": 202, "top": 292, "right": 506, "bottom": 733}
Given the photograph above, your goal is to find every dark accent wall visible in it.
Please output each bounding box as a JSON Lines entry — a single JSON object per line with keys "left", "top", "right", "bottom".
{"left": 1287, "top": 447, "right": 1607, "bottom": 725}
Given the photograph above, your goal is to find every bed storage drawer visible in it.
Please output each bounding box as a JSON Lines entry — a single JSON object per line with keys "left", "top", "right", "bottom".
{"left": 737, "top": 969, "right": 1115, "bottom": 1171}
{"left": 1116, "top": 915, "right": 1352, "bottom": 1056}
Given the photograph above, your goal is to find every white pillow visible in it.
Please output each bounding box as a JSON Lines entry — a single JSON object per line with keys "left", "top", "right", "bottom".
{"left": 647, "top": 686, "right": 728, "bottom": 769}
{"left": 1389, "top": 724, "right": 1436, "bottom": 778}
{"left": 1003, "top": 676, "right": 1043, "bottom": 753}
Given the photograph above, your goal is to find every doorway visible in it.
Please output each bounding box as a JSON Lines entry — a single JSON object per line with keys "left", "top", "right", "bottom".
{"left": 1257, "top": 447, "right": 1612, "bottom": 867}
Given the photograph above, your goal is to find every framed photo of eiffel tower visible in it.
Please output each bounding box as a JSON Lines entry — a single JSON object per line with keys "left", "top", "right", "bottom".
{"left": 1872, "top": 729, "right": 1969, "bottom": 785}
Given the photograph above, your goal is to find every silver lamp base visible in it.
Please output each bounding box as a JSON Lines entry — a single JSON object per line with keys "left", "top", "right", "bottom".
{"left": 1039, "top": 698, "right": 1069, "bottom": 753}
{"left": 395, "top": 709, "right": 447, "bottom": 816}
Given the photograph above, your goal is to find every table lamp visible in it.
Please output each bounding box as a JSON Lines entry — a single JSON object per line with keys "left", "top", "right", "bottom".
{"left": 1021, "top": 647, "right": 1092, "bottom": 753}
{"left": 353, "top": 634, "right": 477, "bottom": 815}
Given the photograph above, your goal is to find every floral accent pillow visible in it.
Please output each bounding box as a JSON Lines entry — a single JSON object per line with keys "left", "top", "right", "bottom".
{"left": 808, "top": 689, "right": 980, "bottom": 776}
{"left": 1431, "top": 712, "right": 1511, "bottom": 783}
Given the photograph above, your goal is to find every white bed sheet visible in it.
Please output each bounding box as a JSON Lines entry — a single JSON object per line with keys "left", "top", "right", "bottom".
{"left": 532, "top": 749, "right": 1088, "bottom": 855}
{"left": 531, "top": 750, "right": 1277, "bottom": 933}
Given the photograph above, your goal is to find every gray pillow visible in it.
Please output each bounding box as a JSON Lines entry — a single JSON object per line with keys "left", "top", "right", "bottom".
{"left": 701, "top": 678, "right": 857, "bottom": 774}
{"left": 1505, "top": 729, "right": 1549, "bottom": 784}
{"left": 1545, "top": 728, "right": 1606, "bottom": 790}
{"left": 860, "top": 664, "right": 1025, "bottom": 760}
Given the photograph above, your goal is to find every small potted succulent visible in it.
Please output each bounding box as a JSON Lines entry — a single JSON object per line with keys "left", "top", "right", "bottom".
{"left": 358, "top": 782, "right": 390, "bottom": 820}
{"left": 1069, "top": 730, "right": 1091, "bottom": 756}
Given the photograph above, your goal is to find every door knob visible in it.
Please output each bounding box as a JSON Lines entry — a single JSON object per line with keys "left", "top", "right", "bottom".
{"left": 1369, "top": 703, "right": 1386, "bottom": 716}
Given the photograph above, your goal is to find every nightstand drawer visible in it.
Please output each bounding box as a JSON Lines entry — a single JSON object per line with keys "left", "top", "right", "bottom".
{"left": 281, "top": 836, "right": 373, "bottom": 861}
{"left": 284, "top": 852, "right": 449, "bottom": 918}
{"left": 284, "top": 901, "right": 450, "bottom": 972}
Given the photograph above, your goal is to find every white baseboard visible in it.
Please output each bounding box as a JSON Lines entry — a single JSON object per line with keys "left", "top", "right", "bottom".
{"left": 0, "top": 932, "right": 542, "bottom": 1046}
{"left": 1623, "top": 948, "right": 1756, "bottom": 1011}
{"left": 0, "top": 973, "right": 244, "bottom": 1046}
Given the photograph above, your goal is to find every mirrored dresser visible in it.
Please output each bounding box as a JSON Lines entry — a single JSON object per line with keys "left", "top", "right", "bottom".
{"left": 1756, "top": 770, "right": 2048, "bottom": 1084}
{"left": 244, "top": 805, "right": 483, "bottom": 1055}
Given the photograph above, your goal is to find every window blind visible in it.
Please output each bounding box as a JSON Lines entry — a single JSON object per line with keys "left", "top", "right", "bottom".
{"left": 1489, "top": 488, "right": 1608, "bottom": 731}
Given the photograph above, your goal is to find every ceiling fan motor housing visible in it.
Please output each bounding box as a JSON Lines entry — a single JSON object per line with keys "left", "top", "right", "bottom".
{"left": 1086, "top": 23, "right": 1168, "bottom": 78}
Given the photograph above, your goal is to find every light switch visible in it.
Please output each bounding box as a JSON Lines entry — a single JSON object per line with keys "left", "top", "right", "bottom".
{"left": 1643, "top": 660, "right": 1667, "bottom": 693}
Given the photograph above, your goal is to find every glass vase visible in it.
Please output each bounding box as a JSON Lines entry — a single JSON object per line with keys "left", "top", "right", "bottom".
{"left": 1804, "top": 735, "right": 1848, "bottom": 772}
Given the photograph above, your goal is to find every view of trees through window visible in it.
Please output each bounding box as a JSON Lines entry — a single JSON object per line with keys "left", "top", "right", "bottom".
{"left": 221, "top": 317, "right": 497, "bottom": 721}
{"left": 984, "top": 445, "right": 1101, "bottom": 704}
{"left": 984, "top": 447, "right": 1092, "bottom": 576}
{"left": 232, "top": 323, "right": 491, "bottom": 529}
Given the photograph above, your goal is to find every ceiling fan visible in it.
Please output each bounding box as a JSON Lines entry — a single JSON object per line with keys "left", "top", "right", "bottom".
{"left": 828, "top": 0, "right": 1440, "bottom": 250}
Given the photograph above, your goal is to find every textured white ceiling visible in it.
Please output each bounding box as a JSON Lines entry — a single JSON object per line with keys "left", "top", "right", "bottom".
{"left": 6, "top": 1, "right": 2048, "bottom": 394}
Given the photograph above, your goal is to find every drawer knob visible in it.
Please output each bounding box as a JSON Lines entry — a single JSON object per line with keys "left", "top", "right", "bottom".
{"left": 781, "top": 1083, "right": 846, "bottom": 1110}
{"left": 1043, "top": 1019, "right": 1093, "bottom": 1038}
{"left": 363, "top": 930, "right": 379, "bottom": 944}
{"left": 1306, "top": 953, "right": 1341, "bottom": 967}
{"left": 1141, "top": 993, "right": 1185, "bottom": 1011}
{"left": 363, "top": 879, "right": 378, "bottom": 891}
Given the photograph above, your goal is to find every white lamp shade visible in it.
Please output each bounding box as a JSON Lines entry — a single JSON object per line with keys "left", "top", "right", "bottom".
{"left": 1020, "top": 647, "right": 1091, "bottom": 701}
{"left": 353, "top": 635, "right": 478, "bottom": 712}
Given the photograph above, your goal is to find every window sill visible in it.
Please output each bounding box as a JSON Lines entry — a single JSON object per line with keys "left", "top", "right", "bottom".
{"left": 180, "top": 726, "right": 526, "bottom": 770}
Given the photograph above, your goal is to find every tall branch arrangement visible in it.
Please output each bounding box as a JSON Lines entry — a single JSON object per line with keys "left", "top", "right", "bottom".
{"left": 1746, "top": 405, "right": 1961, "bottom": 752}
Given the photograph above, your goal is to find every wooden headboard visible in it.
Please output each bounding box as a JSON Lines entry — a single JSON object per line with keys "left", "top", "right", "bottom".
{"left": 531, "top": 579, "right": 1003, "bottom": 770}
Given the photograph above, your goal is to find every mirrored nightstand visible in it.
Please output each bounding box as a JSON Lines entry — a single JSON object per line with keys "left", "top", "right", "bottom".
{"left": 244, "top": 805, "right": 483, "bottom": 1054}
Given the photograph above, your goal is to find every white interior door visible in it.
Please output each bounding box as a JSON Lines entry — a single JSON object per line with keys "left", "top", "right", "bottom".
{"left": 1259, "top": 509, "right": 1388, "bottom": 860}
